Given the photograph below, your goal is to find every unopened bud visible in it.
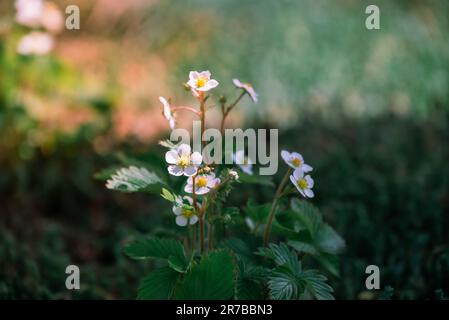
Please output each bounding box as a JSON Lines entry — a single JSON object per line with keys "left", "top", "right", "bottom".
{"left": 219, "top": 95, "right": 227, "bottom": 104}
{"left": 229, "top": 169, "right": 239, "bottom": 180}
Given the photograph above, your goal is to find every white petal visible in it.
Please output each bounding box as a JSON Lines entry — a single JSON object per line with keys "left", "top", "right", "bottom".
{"left": 173, "top": 206, "right": 183, "bottom": 216}
{"left": 183, "top": 166, "right": 198, "bottom": 176}
{"left": 187, "top": 79, "right": 197, "bottom": 88}
{"left": 233, "top": 78, "right": 242, "bottom": 88}
{"left": 298, "top": 187, "right": 306, "bottom": 198}
{"left": 183, "top": 196, "right": 193, "bottom": 205}
{"left": 280, "top": 150, "right": 290, "bottom": 162}
{"left": 177, "top": 144, "right": 191, "bottom": 156}
{"left": 186, "top": 176, "right": 193, "bottom": 185}
{"left": 240, "top": 164, "right": 253, "bottom": 175}
{"left": 305, "top": 175, "right": 314, "bottom": 188}
{"left": 247, "top": 88, "right": 258, "bottom": 103}
{"left": 207, "top": 177, "right": 220, "bottom": 188}
{"left": 196, "top": 187, "right": 210, "bottom": 195}
{"left": 176, "top": 216, "right": 188, "bottom": 227}
{"left": 207, "top": 79, "right": 219, "bottom": 89}
{"left": 168, "top": 165, "right": 183, "bottom": 176}
{"left": 169, "top": 118, "right": 175, "bottom": 130}
{"left": 199, "top": 70, "right": 211, "bottom": 79}
{"left": 292, "top": 168, "right": 304, "bottom": 180}
{"left": 165, "top": 150, "right": 178, "bottom": 164}
{"left": 189, "top": 71, "right": 199, "bottom": 80}
{"left": 190, "top": 152, "right": 202, "bottom": 165}
{"left": 184, "top": 184, "right": 193, "bottom": 193}
{"left": 291, "top": 152, "right": 304, "bottom": 162}
{"left": 189, "top": 215, "right": 199, "bottom": 225}
{"left": 302, "top": 164, "right": 313, "bottom": 172}
{"left": 234, "top": 150, "right": 245, "bottom": 163}
{"left": 289, "top": 175, "right": 297, "bottom": 187}
{"left": 191, "top": 88, "right": 200, "bottom": 97}
{"left": 304, "top": 189, "right": 314, "bottom": 198}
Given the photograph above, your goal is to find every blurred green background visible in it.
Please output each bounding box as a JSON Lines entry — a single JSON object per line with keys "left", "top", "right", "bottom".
{"left": 1, "top": 0, "right": 448, "bottom": 299}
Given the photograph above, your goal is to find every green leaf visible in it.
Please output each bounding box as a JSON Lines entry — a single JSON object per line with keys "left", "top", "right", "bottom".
{"left": 237, "top": 171, "right": 274, "bottom": 187}
{"left": 137, "top": 267, "right": 180, "bottom": 300}
{"left": 176, "top": 250, "right": 236, "bottom": 300}
{"left": 287, "top": 240, "right": 318, "bottom": 255}
{"left": 244, "top": 199, "right": 271, "bottom": 223}
{"left": 313, "top": 253, "right": 340, "bottom": 277}
{"left": 124, "top": 238, "right": 188, "bottom": 272}
{"left": 315, "top": 224, "right": 345, "bottom": 254}
{"left": 161, "top": 188, "right": 176, "bottom": 202}
{"left": 105, "top": 166, "right": 165, "bottom": 193}
{"left": 159, "top": 139, "right": 179, "bottom": 149}
{"left": 299, "top": 270, "right": 334, "bottom": 300}
{"left": 290, "top": 199, "right": 323, "bottom": 237}
{"left": 257, "top": 243, "right": 300, "bottom": 271}
{"left": 268, "top": 266, "right": 299, "bottom": 300}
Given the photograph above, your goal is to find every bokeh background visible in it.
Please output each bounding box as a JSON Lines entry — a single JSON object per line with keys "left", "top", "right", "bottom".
{"left": 1, "top": 0, "right": 448, "bottom": 299}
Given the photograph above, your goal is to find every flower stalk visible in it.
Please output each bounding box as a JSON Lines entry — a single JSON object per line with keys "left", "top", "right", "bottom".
{"left": 263, "top": 168, "right": 292, "bottom": 246}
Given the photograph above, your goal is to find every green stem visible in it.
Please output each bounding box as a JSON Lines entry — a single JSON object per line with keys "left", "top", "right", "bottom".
{"left": 263, "top": 168, "right": 292, "bottom": 246}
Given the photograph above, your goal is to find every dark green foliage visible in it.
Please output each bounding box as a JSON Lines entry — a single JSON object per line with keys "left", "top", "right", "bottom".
{"left": 176, "top": 250, "right": 236, "bottom": 300}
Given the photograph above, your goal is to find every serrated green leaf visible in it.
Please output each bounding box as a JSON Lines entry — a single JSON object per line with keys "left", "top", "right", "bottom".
{"left": 124, "top": 238, "right": 188, "bottom": 272}
{"left": 287, "top": 240, "right": 318, "bottom": 255}
{"left": 137, "top": 267, "right": 180, "bottom": 300}
{"left": 176, "top": 250, "right": 236, "bottom": 300}
{"left": 105, "top": 166, "right": 165, "bottom": 193}
{"left": 300, "top": 270, "right": 334, "bottom": 300}
{"left": 256, "top": 243, "right": 300, "bottom": 271}
{"left": 268, "top": 266, "right": 299, "bottom": 300}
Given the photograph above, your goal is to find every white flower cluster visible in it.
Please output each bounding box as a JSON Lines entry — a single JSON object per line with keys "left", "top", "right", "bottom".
{"left": 159, "top": 70, "right": 257, "bottom": 130}
{"left": 159, "top": 70, "right": 258, "bottom": 227}
{"left": 15, "top": 0, "right": 63, "bottom": 56}
{"left": 281, "top": 150, "right": 315, "bottom": 198}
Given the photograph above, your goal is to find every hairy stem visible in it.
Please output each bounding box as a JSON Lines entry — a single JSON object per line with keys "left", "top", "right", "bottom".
{"left": 171, "top": 106, "right": 201, "bottom": 116}
{"left": 200, "top": 93, "right": 206, "bottom": 149}
{"left": 263, "top": 168, "right": 292, "bottom": 246}
{"left": 220, "top": 91, "right": 245, "bottom": 134}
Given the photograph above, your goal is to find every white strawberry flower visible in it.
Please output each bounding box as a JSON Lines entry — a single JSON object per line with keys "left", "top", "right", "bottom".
{"left": 233, "top": 150, "right": 254, "bottom": 175}
{"left": 17, "top": 31, "right": 54, "bottom": 56}
{"left": 187, "top": 70, "right": 219, "bottom": 92}
{"left": 15, "top": 0, "right": 44, "bottom": 28}
{"left": 281, "top": 150, "right": 313, "bottom": 172}
{"left": 172, "top": 196, "right": 199, "bottom": 227}
{"left": 159, "top": 96, "right": 175, "bottom": 129}
{"left": 290, "top": 169, "right": 314, "bottom": 198}
{"left": 184, "top": 172, "right": 220, "bottom": 195}
{"left": 165, "top": 144, "right": 202, "bottom": 176}
{"left": 233, "top": 78, "right": 258, "bottom": 103}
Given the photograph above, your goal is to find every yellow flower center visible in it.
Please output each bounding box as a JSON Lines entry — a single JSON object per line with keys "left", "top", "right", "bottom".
{"left": 243, "top": 158, "right": 248, "bottom": 165}
{"left": 291, "top": 158, "right": 302, "bottom": 167}
{"left": 196, "top": 176, "right": 208, "bottom": 188}
{"left": 196, "top": 78, "right": 207, "bottom": 88}
{"left": 297, "top": 178, "right": 308, "bottom": 190}
{"left": 177, "top": 155, "right": 190, "bottom": 168}
{"left": 182, "top": 208, "right": 194, "bottom": 218}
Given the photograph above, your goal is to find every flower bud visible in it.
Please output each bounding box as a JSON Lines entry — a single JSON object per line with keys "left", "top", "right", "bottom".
{"left": 228, "top": 169, "right": 239, "bottom": 180}
{"left": 218, "top": 95, "right": 227, "bottom": 104}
